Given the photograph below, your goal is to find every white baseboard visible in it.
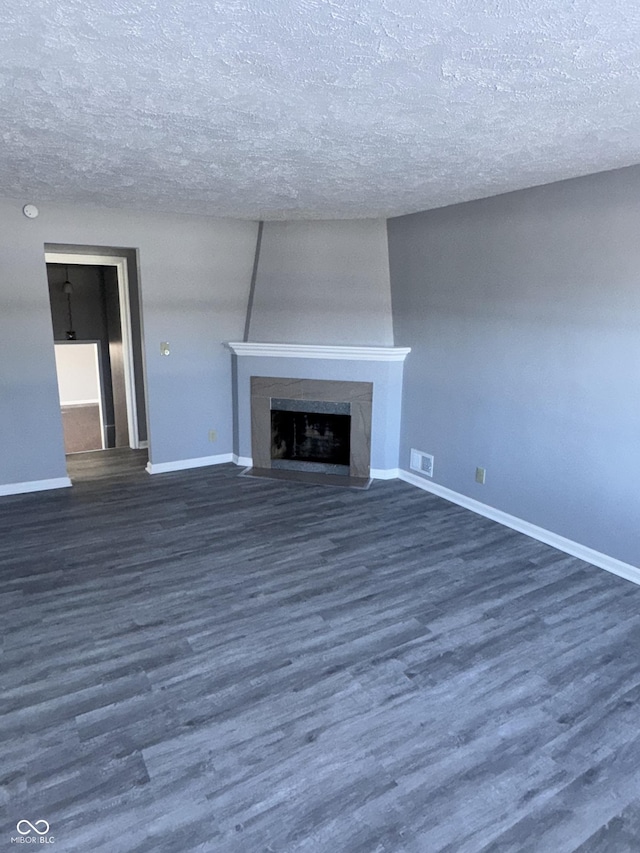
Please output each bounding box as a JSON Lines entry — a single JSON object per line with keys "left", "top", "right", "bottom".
{"left": 399, "top": 469, "right": 640, "bottom": 586}
{"left": 233, "top": 455, "right": 253, "bottom": 467}
{"left": 146, "top": 453, "right": 234, "bottom": 475}
{"left": 370, "top": 467, "right": 400, "bottom": 480}
{"left": 0, "top": 476, "right": 72, "bottom": 497}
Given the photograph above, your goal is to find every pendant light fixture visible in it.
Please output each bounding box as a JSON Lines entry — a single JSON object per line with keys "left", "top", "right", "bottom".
{"left": 62, "top": 266, "right": 76, "bottom": 340}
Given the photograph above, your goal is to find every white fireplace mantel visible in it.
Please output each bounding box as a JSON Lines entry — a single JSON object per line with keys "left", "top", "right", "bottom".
{"left": 226, "top": 342, "right": 411, "bottom": 362}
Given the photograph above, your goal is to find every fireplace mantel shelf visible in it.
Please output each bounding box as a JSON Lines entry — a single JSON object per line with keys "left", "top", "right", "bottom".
{"left": 226, "top": 342, "right": 411, "bottom": 362}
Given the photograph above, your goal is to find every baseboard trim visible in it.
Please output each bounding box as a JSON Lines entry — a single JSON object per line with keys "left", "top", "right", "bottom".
{"left": 233, "top": 455, "right": 253, "bottom": 467}
{"left": 0, "top": 476, "right": 72, "bottom": 497}
{"left": 146, "top": 454, "right": 234, "bottom": 475}
{"left": 370, "top": 467, "right": 400, "bottom": 480}
{"left": 398, "top": 469, "right": 640, "bottom": 586}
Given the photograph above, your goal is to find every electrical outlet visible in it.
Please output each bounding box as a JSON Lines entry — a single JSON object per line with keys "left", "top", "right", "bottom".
{"left": 475, "top": 467, "right": 486, "bottom": 484}
{"left": 208, "top": 430, "right": 217, "bottom": 443}
{"left": 410, "top": 449, "right": 434, "bottom": 478}
{"left": 160, "top": 341, "right": 170, "bottom": 356}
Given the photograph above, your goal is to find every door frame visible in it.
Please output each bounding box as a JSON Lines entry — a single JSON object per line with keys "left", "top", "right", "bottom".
{"left": 45, "top": 251, "right": 141, "bottom": 450}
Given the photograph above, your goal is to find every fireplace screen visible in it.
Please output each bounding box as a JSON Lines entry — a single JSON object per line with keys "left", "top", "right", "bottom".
{"left": 271, "top": 407, "right": 351, "bottom": 468}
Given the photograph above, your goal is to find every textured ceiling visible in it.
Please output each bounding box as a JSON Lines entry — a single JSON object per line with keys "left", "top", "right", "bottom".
{"left": 1, "top": 0, "right": 640, "bottom": 219}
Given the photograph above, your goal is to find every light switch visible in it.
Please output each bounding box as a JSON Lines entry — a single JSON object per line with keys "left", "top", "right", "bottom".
{"left": 160, "top": 341, "right": 170, "bottom": 356}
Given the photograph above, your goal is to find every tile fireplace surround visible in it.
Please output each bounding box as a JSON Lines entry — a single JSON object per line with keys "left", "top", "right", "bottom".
{"left": 227, "top": 343, "right": 411, "bottom": 482}
{"left": 251, "top": 375, "right": 373, "bottom": 482}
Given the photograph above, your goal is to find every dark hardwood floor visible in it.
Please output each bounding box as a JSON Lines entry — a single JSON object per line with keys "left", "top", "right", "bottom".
{"left": 1, "top": 450, "right": 640, "bottom": 852}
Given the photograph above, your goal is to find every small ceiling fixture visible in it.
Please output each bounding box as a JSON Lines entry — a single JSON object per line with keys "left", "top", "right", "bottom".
{"left": 62, "top": 267, "right": 76, "bottom": 340}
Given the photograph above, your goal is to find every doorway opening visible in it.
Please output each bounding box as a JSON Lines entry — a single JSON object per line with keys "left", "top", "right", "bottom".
{"left": 45, "top": 251, "right": 148, "bottom": 464}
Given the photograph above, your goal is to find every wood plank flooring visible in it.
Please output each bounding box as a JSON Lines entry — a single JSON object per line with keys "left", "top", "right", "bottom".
{"left": 1, "top": 449, "right": 640, "bottom": 852}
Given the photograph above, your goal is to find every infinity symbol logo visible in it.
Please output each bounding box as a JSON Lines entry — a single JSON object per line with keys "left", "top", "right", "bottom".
{"left": 16, "top": 819, "right": 50, "bottom": 836}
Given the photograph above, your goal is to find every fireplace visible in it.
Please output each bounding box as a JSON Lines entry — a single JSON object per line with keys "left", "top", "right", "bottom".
{"left": 249, "top": 376, "right": 373, "bottom": 484}
{"left": 226, "top": 341, "right": 411, "bottom": 483}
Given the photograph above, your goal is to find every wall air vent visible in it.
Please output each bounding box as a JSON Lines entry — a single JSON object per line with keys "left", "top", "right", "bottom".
{"left": 410, "top": 449, "right": 434, "bottom": 478}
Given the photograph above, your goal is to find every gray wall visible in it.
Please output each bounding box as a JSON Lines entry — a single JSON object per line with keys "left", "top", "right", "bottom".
{"left": 0, "top": 198, "right": 257, "bottom": 485}
{"left": 247, "top": 219, "right": 394, "bottom": 345}
{"left": 388, "top": 165, "right": 640, "bottom": 567}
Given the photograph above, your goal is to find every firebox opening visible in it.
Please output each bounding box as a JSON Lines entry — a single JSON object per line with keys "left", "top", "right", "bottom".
{"left": 271, "top": 408, "right": 351, "bottom": 471}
